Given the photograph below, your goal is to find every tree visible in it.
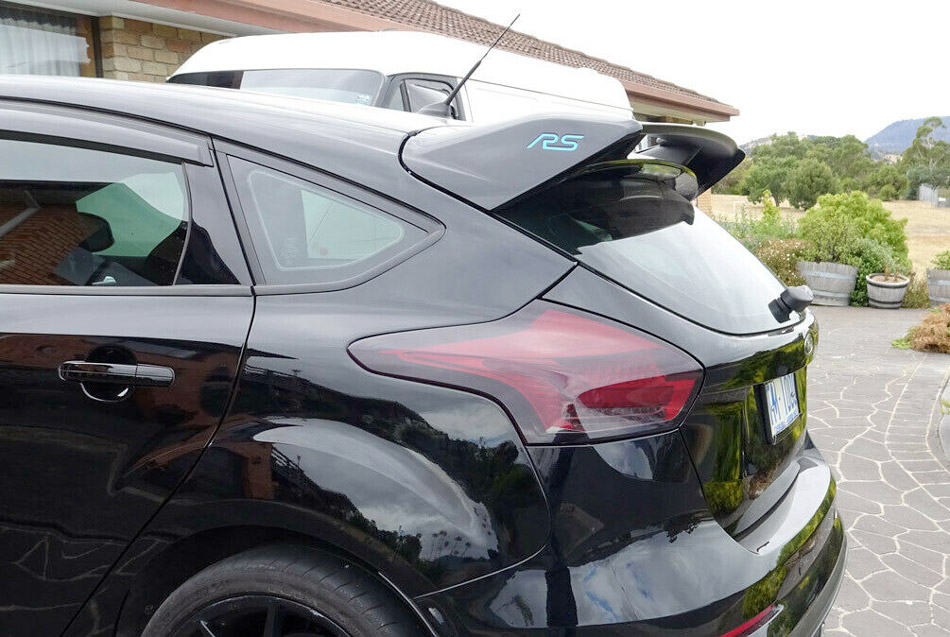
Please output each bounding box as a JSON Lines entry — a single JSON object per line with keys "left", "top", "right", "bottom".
{"left": 712, "top": 159, "right": 750, "bottom": 195}
{"left": 825, "top": 135, "right": 874, "bottom": 184}
{"left": 741, "top": 156, "right": 798, "bottom": 204}
{"left": 861, "top": 164, "right": 908, "bottom": 200}
{"left": 900, "top": 117, "right": 950, "bottom": 197}
{"left": 750, "top": 132, "right": 809, "bottom": 162}
{"left": 786, "top": 158, "right": 839, "bottom": 209}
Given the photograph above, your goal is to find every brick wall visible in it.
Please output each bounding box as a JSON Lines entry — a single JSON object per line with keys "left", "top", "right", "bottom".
{"left": 0, "top": 204, "right": 92, "bottom": 285}
{"left": 99, "top": 16, "right": 227, "bottom": 82}
{"left": 697, "top": 190, "right": 713, "bottom": 214}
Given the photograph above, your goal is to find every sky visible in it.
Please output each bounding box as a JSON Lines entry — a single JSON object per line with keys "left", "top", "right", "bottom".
{"left": 436, "top": 0, "right": 950, "bottom": 145}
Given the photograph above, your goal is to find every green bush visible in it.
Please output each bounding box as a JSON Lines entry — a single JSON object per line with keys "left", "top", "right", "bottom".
{"left": 933, "top": 250, "right": 950, "bottom": 270}
{"left": 800, "top": 191, "right": 908, "bottom": 257}
{"left": 753, "top": 238, "right": 809, "bottom": 286}
{"left": 877, "top": 184, "right": 898, "bottom": 201}
{"left": 798, "top": 206, "right": 863, "bottom": 263}
{"left": 717, "top": 193, "right": 798, "bottom": 251}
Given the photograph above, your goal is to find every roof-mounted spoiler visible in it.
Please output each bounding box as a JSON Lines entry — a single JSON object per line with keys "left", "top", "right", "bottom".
{"left": 635, "top": 123, "right": 745, "bottom": 195}
{"left": 401, "top": 115, "right": 743, "bottom": 210}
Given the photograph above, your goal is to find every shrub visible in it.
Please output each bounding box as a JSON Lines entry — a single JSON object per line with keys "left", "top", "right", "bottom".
{"left": 717, "top": 191, "right": 798, "bottom": 251}
{"left": 798, "top": 207, "right": 862, "bottom": 263}
{"left": 895, "top": 305, "right": 950, "bottom": 354}
{"left": 877, "top": 184, "right": 898, "bottom": 201}
{"left": 799, "top": 191, "right": 909, "bottom": 258}
{"left": 754, "top": 238, "right": 809, "bottom": 286}
{"left": 902, "top": 274, "right": 931, "bottom": 308}
{"left": 933, "top": 250, "right": 950, "bottom": 270}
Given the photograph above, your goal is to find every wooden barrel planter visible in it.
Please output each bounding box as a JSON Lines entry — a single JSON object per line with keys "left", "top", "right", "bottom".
{"left": 796, "top": 261, "right": 858, "bottom": 306}
{"left": 928, "top": 268, "right": 950, "bottom": 305}
{"left": 866, "top": 273, "right": 909, "bottom": 309}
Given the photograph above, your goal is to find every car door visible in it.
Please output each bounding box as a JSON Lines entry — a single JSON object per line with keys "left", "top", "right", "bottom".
{"left": 0, "top": 102, "right": 254, "bottom": 636}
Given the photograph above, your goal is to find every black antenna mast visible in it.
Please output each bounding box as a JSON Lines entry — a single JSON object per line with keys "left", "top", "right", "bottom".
{"left": 418, "top": 14, "right": 520, "bottom": 117}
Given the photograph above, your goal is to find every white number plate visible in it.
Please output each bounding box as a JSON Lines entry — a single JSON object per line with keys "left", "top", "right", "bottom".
{"left": 764, "top": 373, "right": 800, "bottom": 440}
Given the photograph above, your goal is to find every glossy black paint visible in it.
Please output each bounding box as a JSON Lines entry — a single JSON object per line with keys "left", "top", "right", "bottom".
{"left": 0, "top": 294, "right": 252, "bottom": 636}
{"left": 544, "top": 267, "right": 820, "bottom": 537}
{"left": 0, "top": 78, "right": 843, "bottom": 637}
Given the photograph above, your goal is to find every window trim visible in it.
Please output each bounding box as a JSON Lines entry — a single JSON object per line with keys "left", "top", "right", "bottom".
{"left": 216, "top": 142, "right": 444, "bottom": 295}
{"left": 0, "top": 100, "right": 214, "bottom": 166}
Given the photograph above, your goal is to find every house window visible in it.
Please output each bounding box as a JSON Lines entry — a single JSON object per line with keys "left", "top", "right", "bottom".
{"left": 0, "top": 2, "right": 97, "bottom": 77}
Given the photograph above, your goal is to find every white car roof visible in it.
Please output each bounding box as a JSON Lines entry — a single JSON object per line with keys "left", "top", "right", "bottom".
{"left": 171, "top": 31, "right": 631, "bottom": 110}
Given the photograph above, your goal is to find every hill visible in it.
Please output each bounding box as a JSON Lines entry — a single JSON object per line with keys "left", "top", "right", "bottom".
{"left": 865, "top": 116, "right": 950, "bottom": 156}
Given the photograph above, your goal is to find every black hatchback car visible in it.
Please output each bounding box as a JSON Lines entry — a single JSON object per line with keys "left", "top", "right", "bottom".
{"left": 0, "top": 77, "right": 843, "bottom": 637}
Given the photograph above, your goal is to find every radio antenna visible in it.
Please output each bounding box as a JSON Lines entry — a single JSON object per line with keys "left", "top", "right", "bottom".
{"left": 419, "top": 13, "right": 520, "bottom": 117}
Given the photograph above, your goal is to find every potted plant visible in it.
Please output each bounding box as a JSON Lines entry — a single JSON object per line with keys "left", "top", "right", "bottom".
{"left": 928, "top": 250, "right": 950, "bottom": 306}
{"left": 795, "top": 206, "right": 861, "bottom": 307}
{"left": 866, "top": 269, "right": 910, "bottom": 309}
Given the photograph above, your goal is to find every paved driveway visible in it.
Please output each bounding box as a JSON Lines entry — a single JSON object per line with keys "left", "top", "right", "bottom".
{"left": 807, "top": 307, "right": 950, "bottom": 636}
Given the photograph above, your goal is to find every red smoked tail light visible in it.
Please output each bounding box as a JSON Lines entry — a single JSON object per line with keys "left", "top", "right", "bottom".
{"left": 348, "top": 301, "right": 703, "bottom": 444}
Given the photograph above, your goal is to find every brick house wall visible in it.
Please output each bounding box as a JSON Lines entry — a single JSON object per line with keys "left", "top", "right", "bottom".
{"left": 0, "top": 204, "right": 92, "bottom": 285}
{"left": 98, "top": 16, "right": 227, "bottom": 82}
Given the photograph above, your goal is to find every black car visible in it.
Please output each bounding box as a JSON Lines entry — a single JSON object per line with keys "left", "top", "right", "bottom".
{"left": 0, "top": 77, "right": 843, "bottom": 637}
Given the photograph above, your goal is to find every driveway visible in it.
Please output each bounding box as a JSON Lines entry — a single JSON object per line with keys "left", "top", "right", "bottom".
{"left": 807, "top": 306, "right": 950, "bottom": 636}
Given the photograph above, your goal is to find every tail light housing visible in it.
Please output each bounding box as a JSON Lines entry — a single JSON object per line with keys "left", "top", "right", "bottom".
{"left": 348, "top": 301, "right": 703, "bottom": 444}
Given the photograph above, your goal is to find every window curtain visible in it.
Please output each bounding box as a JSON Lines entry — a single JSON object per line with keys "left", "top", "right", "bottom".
{"left": 0, "top": 5, "right": 90, "bottom": 76}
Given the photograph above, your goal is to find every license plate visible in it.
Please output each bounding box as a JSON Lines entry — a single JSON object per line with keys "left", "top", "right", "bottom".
{"left": 764, "top": 373, "right": 800, "bottom": 441}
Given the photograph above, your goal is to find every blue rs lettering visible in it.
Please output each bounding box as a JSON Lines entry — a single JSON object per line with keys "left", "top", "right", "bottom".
{"left": 527, "top": 133, "right": 585, "bottom": 151}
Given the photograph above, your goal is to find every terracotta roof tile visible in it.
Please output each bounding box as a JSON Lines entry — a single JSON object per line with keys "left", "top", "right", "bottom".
{"left": 316, "top": 0, "right": 725, "bottom": 106}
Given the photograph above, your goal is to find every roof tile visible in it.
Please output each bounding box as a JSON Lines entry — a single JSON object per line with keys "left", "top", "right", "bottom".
{"left": 316, "top": 0, "right": 725, "bottom": 106}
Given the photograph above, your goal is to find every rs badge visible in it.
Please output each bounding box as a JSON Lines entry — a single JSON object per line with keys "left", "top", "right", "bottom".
{"left": 527, "top": 133, "right": 585, "bottom": 151}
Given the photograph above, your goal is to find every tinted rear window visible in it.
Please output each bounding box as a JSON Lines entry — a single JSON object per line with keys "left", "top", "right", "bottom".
{"left": 497, "top": 174, "right": 793, "bottom": 334}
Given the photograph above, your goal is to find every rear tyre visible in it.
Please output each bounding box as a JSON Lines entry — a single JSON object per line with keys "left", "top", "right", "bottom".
{"left": 141, "top": 544, "right": 424, "bottom": 637}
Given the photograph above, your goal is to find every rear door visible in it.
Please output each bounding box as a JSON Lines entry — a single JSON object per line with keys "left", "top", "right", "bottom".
{"left": 0, "top": 103, "right": 253, "bottom": 636}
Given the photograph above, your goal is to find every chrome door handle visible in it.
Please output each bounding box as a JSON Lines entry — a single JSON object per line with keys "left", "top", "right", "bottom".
{"left": 58, "top": 361, "right": 175, "bottom": 387}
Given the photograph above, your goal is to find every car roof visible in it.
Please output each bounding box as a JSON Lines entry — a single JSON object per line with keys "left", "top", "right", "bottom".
{"left": 0, "top": 76, "right": 458, "bottom": 192}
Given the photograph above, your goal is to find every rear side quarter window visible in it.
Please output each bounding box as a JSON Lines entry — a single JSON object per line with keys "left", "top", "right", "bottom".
{"left": 227, "top": 156, "right": 437, "bottom": 288}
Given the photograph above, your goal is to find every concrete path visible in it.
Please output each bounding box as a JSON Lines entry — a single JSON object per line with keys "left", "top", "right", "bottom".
{"left": 806, "top": 307, "right": 950, "bottom": 636}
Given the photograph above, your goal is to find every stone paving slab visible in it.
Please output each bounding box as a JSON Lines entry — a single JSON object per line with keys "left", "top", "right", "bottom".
{"left": 807, "top": 307, "right": 950, "bottom": 636}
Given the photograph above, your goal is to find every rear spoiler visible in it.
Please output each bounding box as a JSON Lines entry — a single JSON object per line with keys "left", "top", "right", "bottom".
{"left": 401, "top": 116, "right": 743, "bottom": 210}
{"left": 635, "top": 123, "right": 745, "bottom": 195}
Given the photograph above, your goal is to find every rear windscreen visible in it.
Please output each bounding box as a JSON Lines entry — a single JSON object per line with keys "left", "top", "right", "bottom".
{"left": 170, "top": 69, "right": 383, "bottom": 106}
{"left": 497, "top": 174, "right": 794, "bottom": 335}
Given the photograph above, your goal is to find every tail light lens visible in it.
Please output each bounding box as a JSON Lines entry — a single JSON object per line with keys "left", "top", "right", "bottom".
{"left": 348, "top": 301, "right": 702, "bottom": 444}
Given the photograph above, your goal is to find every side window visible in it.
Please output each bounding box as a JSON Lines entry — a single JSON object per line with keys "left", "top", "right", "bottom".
{"left": 229, "top": 157, "right": 426, "bottom": 286}
{"left": 0, "top": 138, "right": 188, "bottom": 286}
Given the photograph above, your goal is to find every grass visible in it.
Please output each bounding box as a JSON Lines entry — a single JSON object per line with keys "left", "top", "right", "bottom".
{"left": 711, "top": 194, "right": 950, "bottom": 275}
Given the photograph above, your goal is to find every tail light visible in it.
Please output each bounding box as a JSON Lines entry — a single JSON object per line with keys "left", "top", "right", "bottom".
{"left": 348, "top": 301, "right": 702, "bottom": 444}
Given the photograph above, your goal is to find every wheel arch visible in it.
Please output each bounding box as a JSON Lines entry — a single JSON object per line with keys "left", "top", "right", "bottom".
{"left": 115, "top": 523, "right": 439, "bottom": 637}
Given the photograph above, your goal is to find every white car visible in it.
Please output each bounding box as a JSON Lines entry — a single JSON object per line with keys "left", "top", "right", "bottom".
{"left": 168, "top": 31, "right": 633, "bottom": 124}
